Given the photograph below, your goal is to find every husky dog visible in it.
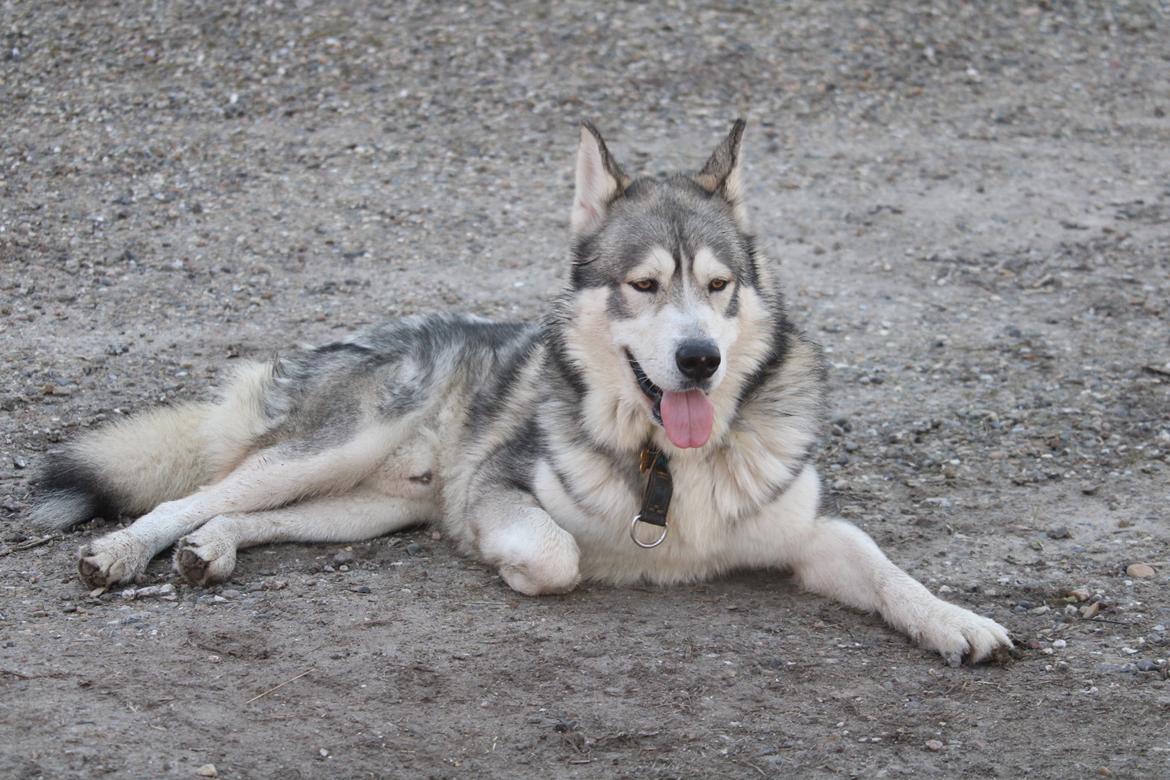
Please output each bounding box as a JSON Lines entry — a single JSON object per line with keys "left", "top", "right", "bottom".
{"left": 32, "top": 121, "right": 1010, "bottom": 666}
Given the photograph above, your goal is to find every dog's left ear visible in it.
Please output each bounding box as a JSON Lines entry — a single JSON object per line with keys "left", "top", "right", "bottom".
{"left": 571, "top": 121, "right": 629, "bottom": 237}
{"left": 695, "top": 119, "right": 748, "bottom": 227}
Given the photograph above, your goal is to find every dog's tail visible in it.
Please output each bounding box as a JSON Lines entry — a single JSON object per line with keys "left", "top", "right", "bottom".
{"left": 30, "top": 361, "right": 275, "bottom": 530}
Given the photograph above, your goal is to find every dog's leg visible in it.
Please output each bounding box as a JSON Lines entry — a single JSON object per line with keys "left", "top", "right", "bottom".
{"left": 785, "top": 515, "right": 1011, "bottom": 666}
{"left": 173, "top": 489, "right": 432, "bottom": 585}
{"left": 469, "top": 490, "right": 581, "bottom": 596}
{"left": 78, "top": 428, "right": 393, "bottom": 588}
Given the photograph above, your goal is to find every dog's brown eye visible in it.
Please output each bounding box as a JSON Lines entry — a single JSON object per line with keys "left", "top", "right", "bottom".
{"left": 630, "top": 279, "right": 658, "bottom": 293}
{"left": 709, "top": 278, "right": 729, "bottom": 292}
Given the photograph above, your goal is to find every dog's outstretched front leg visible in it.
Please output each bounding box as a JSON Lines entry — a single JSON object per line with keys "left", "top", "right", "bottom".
{"left": 788, "top": 515, "right": 1011, "bottom": 666}
{"left": 470, "top": 490, "right": 580, "bottom": 596}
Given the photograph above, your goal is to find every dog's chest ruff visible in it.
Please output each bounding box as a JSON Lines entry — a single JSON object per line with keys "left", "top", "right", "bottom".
{"left": 532, "top": 436, "right": 814, "bottom": 585}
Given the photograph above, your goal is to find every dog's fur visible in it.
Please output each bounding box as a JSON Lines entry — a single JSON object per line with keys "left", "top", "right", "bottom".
{"left": 32, "top": 121, "right": 1010, "bottom": 665}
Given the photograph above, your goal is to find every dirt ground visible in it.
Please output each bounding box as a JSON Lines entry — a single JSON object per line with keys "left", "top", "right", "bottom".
{"left": 2, "top": 1, "right": 1169, "bottom": 777}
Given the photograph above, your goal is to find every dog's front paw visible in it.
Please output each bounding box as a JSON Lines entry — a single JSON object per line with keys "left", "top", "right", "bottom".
{"left": 499, "top": 561, "right": 580, "bottom": 596}
{"left": 174, "top": 527, "right": 237, "bottom": 586}
{"left": 917, "top": 602, "right": 1012, "bottom": 667}
{"left": 77, "top": 533, "right": 149, "bottom": 589}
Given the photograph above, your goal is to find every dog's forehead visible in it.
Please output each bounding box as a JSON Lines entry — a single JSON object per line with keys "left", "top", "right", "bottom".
{"left": 602, "top": 179, "right": 745, "bottom": 275}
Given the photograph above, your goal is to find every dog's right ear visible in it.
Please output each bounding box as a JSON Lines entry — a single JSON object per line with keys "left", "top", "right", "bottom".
{"left": 571, "top": 121, "right": 628, "bottom": 237}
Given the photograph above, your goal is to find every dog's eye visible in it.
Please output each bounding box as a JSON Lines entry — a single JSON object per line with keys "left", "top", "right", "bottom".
{"left": 630, "top": 279, "right": 658, "bottom": 293}
{"left": 709, "top": 278, "right": 729, "bottom": 292}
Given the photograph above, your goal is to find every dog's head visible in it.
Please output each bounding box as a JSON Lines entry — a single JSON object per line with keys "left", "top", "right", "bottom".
{"left": 561, "top": 121, "right": 778, "bottom": 452}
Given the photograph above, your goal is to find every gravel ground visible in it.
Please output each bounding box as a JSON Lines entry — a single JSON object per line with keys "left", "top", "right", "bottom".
{"left": 2, "top": 1, "right": 1169, "bottom": 777}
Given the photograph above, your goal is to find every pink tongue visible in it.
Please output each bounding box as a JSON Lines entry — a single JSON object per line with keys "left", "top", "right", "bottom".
{"left": 659, "top": 390, "right": 715, "bottom": 449}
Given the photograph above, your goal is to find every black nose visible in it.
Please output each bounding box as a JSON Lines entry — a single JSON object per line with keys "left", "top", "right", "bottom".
{"left": 675, "top": 340, "right": 721, "bottom": 381}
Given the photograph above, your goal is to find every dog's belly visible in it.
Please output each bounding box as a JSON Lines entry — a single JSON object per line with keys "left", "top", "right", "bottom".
{"left": 361, "top": 430, "right": 441, "bottom": 501}
{"left": 533, "top": 459, "right": 820, "bottom": 585}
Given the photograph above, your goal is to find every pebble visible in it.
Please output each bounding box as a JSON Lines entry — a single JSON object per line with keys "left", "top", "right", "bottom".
{"left": 1068, "top": 587, "right": 1091, "bottom": 602}
{"left": 1052, "top": 639, "right": 1067, "bottom": 649}
{"left": 925, "top": 739, "right": 944, "bottom": 752}
{"left": 195, "top": 765, "right": 218, "bottom": 778}
{"left": 1126, "top": 563, "right": 1155, "bottom": 578}
{"left": 332, "top": 550, "right": 355, "bottom": 565}
{"left": 1046, "top": 526, "right": 1071, "bottom": 539}
{"left": 121, "top": 583, "right": 176, "bottom": 600}
{"left": 1080, "top": 602, "right": 1101, "bottom": 619}
{"left": 1136, "top": 660, "right": 1162, "bottom": 672}
{"left": 220, "top": 589, "right": 242, "bottom": 599}
{"left": 405, "top": 543, "right": 423, "bottom": 556}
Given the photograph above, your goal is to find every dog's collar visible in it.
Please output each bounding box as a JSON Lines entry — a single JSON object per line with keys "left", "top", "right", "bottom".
{"left": 630, "top": 446, "right": 672, "bottom": 549}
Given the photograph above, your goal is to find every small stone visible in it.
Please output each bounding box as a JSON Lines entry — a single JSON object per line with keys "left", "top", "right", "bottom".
{"left": 1126, "top": 563, "right": 1155, "bottom": 578}
{"left": 1069, "top": 587, "right": 1091, "bottom": 602}
{"left": 431, "top": 531, "right": 442, "bottom": 541}
{"left": 1095, "top": 662, "right": 1136, "bottom": 674}
{"left": 350, "top": 585, "right": 371, "bottom": 594}
{"left": 925, "top": 739, "right": 944, "bottom": 752}
{"left": 1080, "top": 602, "right": 1101, "bottom": 619}
{"left": 1052, "top": 639, "right": 1067, "bottom": 649}
{"left": 338, "top": 564, "right": 349, "bottom": 572}
{"left": 220, "top": 589, "right": 242, "bottom": 599}
{"left": 121, "top": 583, "right": 176, "bottom": 600}
{"left": 332, "top": 550, "right": 355, "bottom": 565}
{"left": 1081, "top": 484, "right": 1099, "bottom": 495}
{"left": 1046, "top": 526, "right": 1070, "bottom": 540}
{"left": 405, "top": 543, "right": 423, "bottom": 556}
{"left": 195, "top": 765, "right": 218, "bottom": 778}
{"left": 322, "top": 564, "right": 335, "bottom": 573}
{"left": 263, "top": 579, "right": 288, "bottom": 591}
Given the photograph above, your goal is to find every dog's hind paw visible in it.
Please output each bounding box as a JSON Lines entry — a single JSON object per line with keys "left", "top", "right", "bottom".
{"left": 917, "top": 602, "right": 1012, "bottom": 666}
{"left": 174, "top": 528, "right": 237, "bottom": 586}
{"left": 77, "top": 533, "right": 149, "bottom": 589}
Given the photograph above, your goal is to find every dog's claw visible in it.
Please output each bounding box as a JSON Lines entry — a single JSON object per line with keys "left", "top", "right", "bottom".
{"left": 943, "top": 650, "right": 964, "bottom": 668}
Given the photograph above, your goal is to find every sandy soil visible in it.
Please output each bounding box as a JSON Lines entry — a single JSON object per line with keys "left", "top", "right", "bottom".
{"left": 2, "top": 2, "right": 1168, "bottom": 777}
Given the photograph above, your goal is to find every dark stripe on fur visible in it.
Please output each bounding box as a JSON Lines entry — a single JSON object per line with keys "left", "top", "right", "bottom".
{"left": 34, "top": 450, "right": 122, "bottom": 526}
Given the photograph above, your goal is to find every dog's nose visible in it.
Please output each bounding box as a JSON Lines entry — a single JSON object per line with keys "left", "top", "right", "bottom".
{"left": 675, "top": 340, "right": 721, "bottom": 381}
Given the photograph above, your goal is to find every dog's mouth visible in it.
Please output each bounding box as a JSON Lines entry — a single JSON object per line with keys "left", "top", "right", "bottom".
{"left": 626, "top": 350, "right": 715, "bottom": 449}
{"left": 627, "top": 352, "right": 664, "bottom": 422}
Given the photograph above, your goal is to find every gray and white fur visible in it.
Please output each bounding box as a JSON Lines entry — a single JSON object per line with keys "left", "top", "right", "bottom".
{"left": 32, "top": 121, "right": 1010, "bottom": 666}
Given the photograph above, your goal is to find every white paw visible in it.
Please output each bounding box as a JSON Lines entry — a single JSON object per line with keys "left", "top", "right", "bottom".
{"left": 500, "top": 560, "right": 580, "bottom": 596}
{"left": 174, "top": 525, "right": 237, "bottom": 586}
{"left": 916, "top": 602, "right": 1012, "bottom": 666}
{"left": 481, "top": 510, "right": 581, "bottom": 596}
{"left": 78, "top": 532, "right": 150, "bottom": 589}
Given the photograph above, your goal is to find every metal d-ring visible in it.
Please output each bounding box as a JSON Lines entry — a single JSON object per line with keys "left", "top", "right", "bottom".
{"left": 630, "top": 514, "right": 668, "bottom": 549}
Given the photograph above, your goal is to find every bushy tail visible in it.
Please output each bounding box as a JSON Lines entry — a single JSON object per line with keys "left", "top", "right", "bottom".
{"left": 30, "top": 361, "right": 276, "bottom": 530}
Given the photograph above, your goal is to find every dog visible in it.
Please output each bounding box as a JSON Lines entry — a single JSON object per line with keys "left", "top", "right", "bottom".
{"left": 31, "top": 120, "right": 1011, "bottom": 666}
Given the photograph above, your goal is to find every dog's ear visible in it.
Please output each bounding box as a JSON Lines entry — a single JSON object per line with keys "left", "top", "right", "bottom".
{"left": 695, "top": 119, "right": 748, "bottom": 227}
{"left": 571, "top": 121, "right": 628, "bottom": 236}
